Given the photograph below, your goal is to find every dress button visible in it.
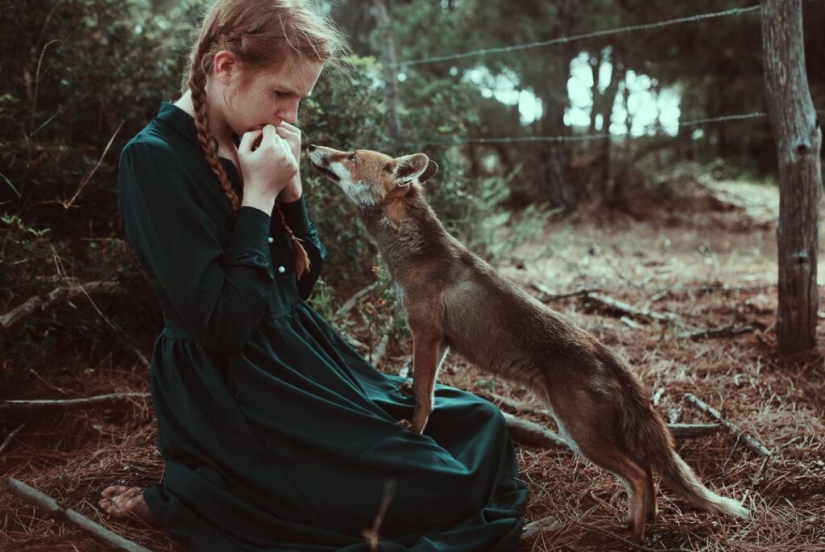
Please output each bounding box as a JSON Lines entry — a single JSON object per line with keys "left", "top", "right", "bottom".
{"left": 278, "top": 266, "right": 286, "bottom": 274}
{"left": 267, "top": 237, "right": 274, "bottom": 244}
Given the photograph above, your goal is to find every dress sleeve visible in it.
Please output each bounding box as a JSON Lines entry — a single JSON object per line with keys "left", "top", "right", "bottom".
{"left": 278, "top": 196, "right": 326, "bottom": 300}
{"left": 118, "top": 141, "right": 275, "bottom": 354}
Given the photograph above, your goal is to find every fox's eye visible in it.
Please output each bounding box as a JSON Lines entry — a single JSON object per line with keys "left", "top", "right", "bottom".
{"left": 347, "top": 153, "right": 356, "bottom": 162}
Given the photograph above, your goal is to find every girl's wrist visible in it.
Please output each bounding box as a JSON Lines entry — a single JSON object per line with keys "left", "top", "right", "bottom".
{"left": 279, "top": 177, "right": 303, "bottom": 203}
{"left": 241, "top": 192, "right": 277, "bottom": 215}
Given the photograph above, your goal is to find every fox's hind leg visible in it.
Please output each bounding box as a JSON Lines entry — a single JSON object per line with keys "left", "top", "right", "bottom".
{"left": 553, "top": 395, "right": 650, "bottom": 541}
{"left": 644, "top": 467, "right": 658, "bottom": 522}
{"left": 582, "top": 443, "right": 649, "bottom": 541}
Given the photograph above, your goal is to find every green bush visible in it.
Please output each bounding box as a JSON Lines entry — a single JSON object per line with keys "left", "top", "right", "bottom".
{"left": 0, "top": 0, "right": 528, "bottom": 373}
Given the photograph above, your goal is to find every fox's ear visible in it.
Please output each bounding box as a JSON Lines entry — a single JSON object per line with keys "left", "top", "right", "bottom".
{"left": 394, "top": 153, "right": 437, "bottom": 185}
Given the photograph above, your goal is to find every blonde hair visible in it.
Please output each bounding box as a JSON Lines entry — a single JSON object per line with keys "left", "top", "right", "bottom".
{"left": 184, "top": 0, "right": 347, "bottom": 277}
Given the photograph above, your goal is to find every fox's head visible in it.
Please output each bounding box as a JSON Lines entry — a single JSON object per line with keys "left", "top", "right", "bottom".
{"left": 308, "top": 145, "right": 438, "bottom": 211}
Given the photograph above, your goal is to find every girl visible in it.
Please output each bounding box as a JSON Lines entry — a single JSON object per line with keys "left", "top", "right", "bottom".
{"left": 100, "top": 1, "right": 527, "bottom": 550}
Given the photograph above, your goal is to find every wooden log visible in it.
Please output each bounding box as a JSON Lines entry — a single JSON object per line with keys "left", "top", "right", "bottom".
{"left": 684, "top": 393, "right": 772, "bottom": 457}
{"left": 1, "top": 477, "right": 152, "bottom": 552}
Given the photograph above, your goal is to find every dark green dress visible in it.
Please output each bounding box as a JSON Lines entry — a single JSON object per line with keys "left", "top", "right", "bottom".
{"left": 117, "top": 102, "right": 527, "bottom": 551}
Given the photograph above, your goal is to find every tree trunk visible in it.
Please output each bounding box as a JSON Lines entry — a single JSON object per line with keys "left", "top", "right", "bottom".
{"left": 539, "top": 0, "right": 581, "bottom": 213}
{"left": 373, "top": 0, "right": 401, "bottom": 142}
{"left": 761, "top": 0, "right": 822, "bottom": 356}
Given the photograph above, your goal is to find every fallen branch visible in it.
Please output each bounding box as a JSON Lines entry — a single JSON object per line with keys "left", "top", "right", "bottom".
{"left": 522, "top": 515, "right": 561, "bottom": 539}
{"left": 0, "top": 392, "right": 150, "bottom": 411}
{"left": 585, "top": 292, "right": 682, "bottom": 326}
{"left": 530, "top": 282, "right": 601, "bottom": 302}
{"left": 1, "top": 476, "right": 151, "bottom": 552}
{"left": 335, "top": 281, "right": 381, "bottom": 319}
{"left": 501, "top": 412, "right": 568, "bottom": 449}
{"left": 371, "top": 334, "right": 390, "bottom": 368}
{"left": 478, "top": 391, "right": 719, "bottom": 440}
{"left": 678, "top": 324, "right": 755, "bottom": 341}
{"left": 0, "top": 280, "right": 120, "bottom": 331}
{"left": 684, "top": 393, "right": 772, "bottom": 457}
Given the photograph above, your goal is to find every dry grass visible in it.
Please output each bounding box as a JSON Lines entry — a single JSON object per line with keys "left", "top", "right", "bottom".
{"left": 2, "top": 175, "right": 824, "bottom": 551}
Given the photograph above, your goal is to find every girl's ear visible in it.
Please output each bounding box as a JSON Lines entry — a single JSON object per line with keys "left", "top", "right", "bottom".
{"left": 394, "top": 153, "right": 437, "bottom": 185}
{"left": 213, "top": 50, "right": 240, "bottom": 85}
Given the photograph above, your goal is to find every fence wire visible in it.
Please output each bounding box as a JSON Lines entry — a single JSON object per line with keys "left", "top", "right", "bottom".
{"left": 391, "top": 5, "right": 761, "bottom": 68}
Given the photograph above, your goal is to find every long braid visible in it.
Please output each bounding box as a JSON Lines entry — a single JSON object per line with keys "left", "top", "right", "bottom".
{"left": 189, "top": 41, "right": 240, "bottom": 215}
{"left": 276, "top": 203, "right": 310, "bottom": 276}
{"left": 188, "top": 35, "right": 311, "bottom": 277}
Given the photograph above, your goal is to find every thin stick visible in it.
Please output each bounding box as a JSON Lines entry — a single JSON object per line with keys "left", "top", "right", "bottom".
{"left": 530, "top": 283, "right": 601, "bottom": 301}
{"left": 0, "top": 392, "right": 151, "bottom": 411}
{"left": 0, "top": 424, "right": 25, "bottom": 454}
{"left": 678, "top": 324, "right": 755, "bottom": 340}
{"left": 63, "top": 121, "right": 124, "bottom": 210}
{"left": 362, "top": 479, "right": 396, "bottom": 552}
{"left": 2, "top": 477, "right": 152, "bottom": 552}
{"left": 684, "top": 393, "right": 772, "bottom": 457}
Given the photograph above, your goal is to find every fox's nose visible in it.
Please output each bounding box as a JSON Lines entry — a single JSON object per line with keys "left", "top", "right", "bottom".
{"left": 308, "top": 144, "right": 316, "bottom": 152}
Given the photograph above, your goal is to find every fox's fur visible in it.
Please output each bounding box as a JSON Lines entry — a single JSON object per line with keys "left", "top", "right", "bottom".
{"left": 308, "top": 144, "right": 749, "bottom": 541}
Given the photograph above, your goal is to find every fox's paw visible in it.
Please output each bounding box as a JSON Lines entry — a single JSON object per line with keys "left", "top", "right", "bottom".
{"left": 397, "top": 419, "right": 413, "bottom": 430}
{"left": 398, "top": 380, "right": 414, "bottom": 396}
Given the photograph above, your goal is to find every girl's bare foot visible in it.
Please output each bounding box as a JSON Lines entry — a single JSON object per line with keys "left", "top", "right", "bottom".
{"left": 98, "top": 485, "right": 159, "bottom": 526}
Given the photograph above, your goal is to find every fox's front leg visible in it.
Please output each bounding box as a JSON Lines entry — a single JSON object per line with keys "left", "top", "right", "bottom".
{"left": 409, "top": 330, "right": 448, "bottom": 435}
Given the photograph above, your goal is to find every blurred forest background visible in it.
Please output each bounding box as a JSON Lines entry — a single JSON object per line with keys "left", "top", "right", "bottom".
{"left": 1, "top": 0, "right": 823, "bottom": 373}
{"left": 2, "top": 1, "right": 825, "bottom": 550}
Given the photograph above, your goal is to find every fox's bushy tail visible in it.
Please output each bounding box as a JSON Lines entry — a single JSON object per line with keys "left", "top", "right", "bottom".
{"left": 654, "top": 449, "right": 750, "bottom": 517}
{"left": 602, "top": 347, "right": 750, "bottom": 518}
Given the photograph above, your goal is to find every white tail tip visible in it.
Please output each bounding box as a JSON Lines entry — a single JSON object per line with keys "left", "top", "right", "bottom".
{"left": 714, "top": 496, "right": 750, "bottom": 517}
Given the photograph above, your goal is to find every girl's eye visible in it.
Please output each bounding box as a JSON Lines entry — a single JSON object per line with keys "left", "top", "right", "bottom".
{"left": 274, "top": 91, "right": 289, "bottom": 98}
{"left": 347, "top": 154, "right": 356, "bottom": 161}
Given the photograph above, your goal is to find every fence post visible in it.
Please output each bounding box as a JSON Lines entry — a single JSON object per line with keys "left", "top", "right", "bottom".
{"left": 761, "top": 0, "right": 823, "bottom": 356}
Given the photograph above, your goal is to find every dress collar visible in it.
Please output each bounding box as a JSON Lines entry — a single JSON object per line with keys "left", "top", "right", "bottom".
{"left": 155, "top": 101, "right": 200, "bottom": 145}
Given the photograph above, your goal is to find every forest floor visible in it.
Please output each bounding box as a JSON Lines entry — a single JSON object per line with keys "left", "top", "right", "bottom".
{"left": 2, "top": 171, "right": 824, "bottom": 551}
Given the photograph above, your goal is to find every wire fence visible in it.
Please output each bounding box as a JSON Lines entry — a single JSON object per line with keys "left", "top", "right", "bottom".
{"left": 390, "top": 5, "right": 760, "bottom": 68}
{"left": 414, "top": 112, "right": 771, "bottom": 148}
{"left": 383, "top": 4, "right": 814, "bottom": 150}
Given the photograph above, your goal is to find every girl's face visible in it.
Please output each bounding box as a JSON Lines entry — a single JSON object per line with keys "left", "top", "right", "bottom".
{"left": 212, "top": 53, "right": 323, "bottom": 138}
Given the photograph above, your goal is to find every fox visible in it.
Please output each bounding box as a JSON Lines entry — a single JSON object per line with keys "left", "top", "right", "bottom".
{"left": 307, "top": 144, "right": 750, "bottom": 541}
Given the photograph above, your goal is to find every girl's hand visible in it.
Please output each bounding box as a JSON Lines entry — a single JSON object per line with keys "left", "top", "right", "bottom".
{"left": 237, "top": 125, "right": 297, "bottom": 212}
{"left": 275, "top": 122, "right": 303, "bottom": 203}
